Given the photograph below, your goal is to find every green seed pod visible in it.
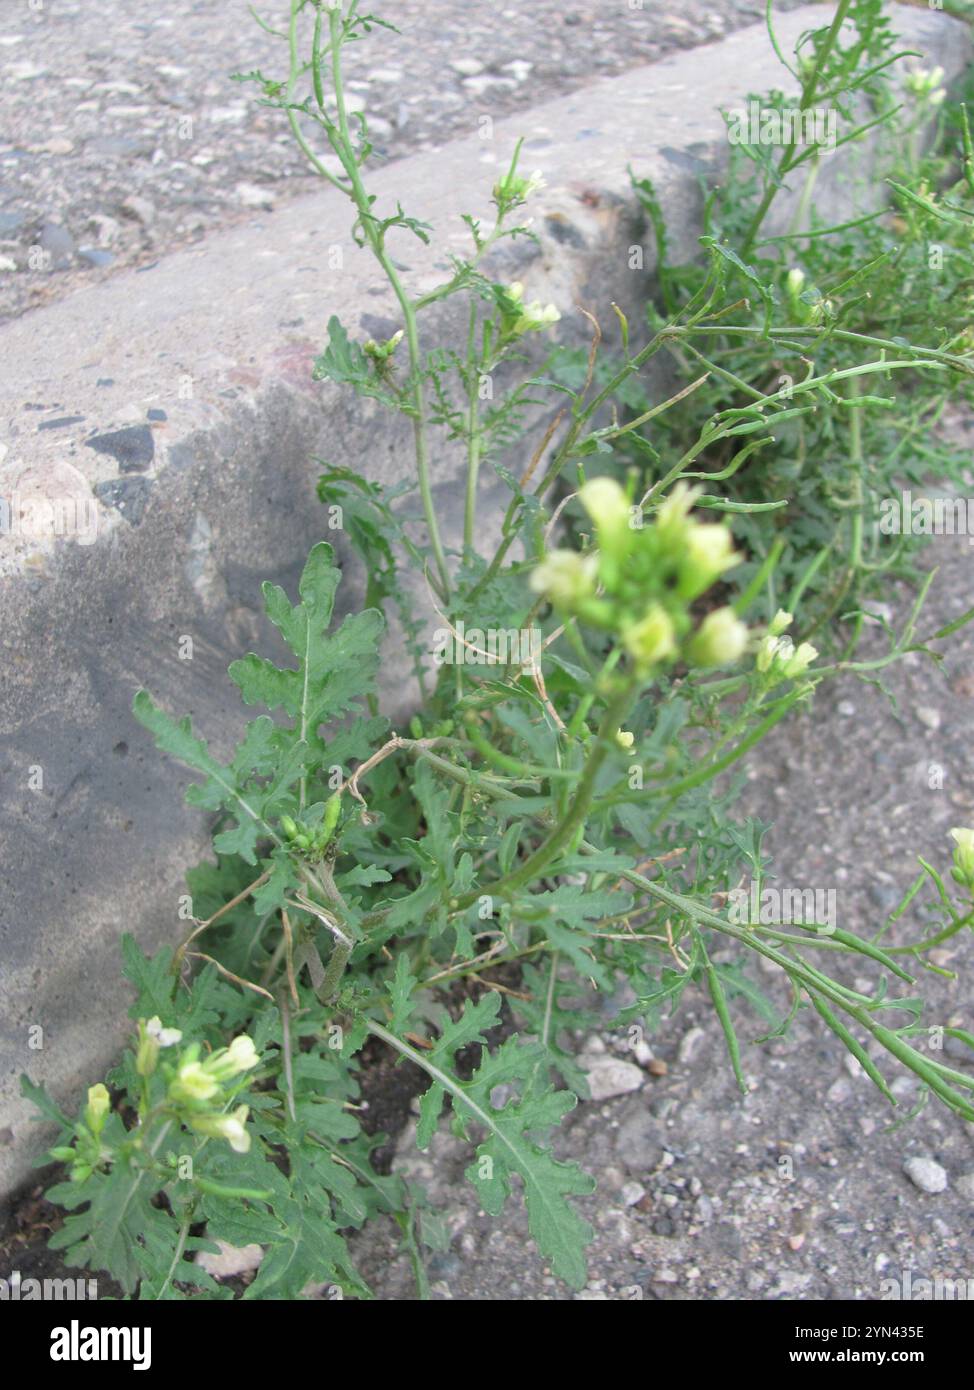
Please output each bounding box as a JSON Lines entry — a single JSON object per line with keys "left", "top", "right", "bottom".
{"left": 281, "top": 815, "right": 299, "bottom": 840}
{"left": 295, "top": 833, "right": 312, "bottom": 850}
{"left": 409, "top": 715, "right": 424, "bottom": 740}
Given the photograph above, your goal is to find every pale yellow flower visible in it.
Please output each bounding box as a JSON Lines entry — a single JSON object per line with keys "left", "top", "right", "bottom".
{"left": 687, "top": 608, "right": 748, "bottom": 667}
{"left": 191, "top": 1104, "right": 251, "bottom": 1154}
{"left": 530, "top": 549, "right": 598, "bottom": 605}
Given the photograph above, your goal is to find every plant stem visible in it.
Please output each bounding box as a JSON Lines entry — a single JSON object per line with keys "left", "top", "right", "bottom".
{"left": 458, "top": 675, "right": 637, "bottom": 905}
{"left": 739, "top": 0, "right": 855, "bottom": 258}
{"left": 464, "top": 302, "right": 482, "bottom": 552}
{"left": 314, "top": 5, "right": 450, "bottom": 599}
{"left": 155, "top": 1211, "right": 193, "bottom": 1300}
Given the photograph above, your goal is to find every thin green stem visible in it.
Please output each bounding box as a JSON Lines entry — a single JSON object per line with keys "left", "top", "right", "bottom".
{"left": 464, "top": 301, "right": 482, "bottom": 552}
{"left": 739, "top": 0, "right": 855, "bottom": 258}
{"left": 457, "top": 675, "right": 638, "bottom": 905}
{"left": 308, "top": 6, "right": 450, "bottom": 599}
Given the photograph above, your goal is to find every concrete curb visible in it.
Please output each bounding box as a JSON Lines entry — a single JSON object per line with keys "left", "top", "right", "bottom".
{"left": 0, "top": 4, "right": 968, "bottom": 1196}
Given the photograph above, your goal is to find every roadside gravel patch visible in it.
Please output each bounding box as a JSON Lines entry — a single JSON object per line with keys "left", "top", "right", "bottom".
{"left": 0, "top": 0, "right": 805, "bottom": 322}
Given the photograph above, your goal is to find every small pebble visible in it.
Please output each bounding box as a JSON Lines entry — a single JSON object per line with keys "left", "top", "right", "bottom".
{"left": 39, "top": 221, "right": 75, "bottom": 268}
{"left": 122, "top": 195, "right": 156, "bottom": 225}
{"left": 196, "top": 1240, "right": 263, "bottom": 1277}
{"left": 903, "top": 1156, "right": 948, "bottom": 1194}
{"left": 235, "top": 181, "right": 275, "bottom": 209}
{"left": 582, "top": 1055, "right": 644, "bottom": 1101}
{"left": 677, "top": 1026, "right": 707, "bottom": 1065}
{"left": 916, "top": 705, "right": 941, "bottom": 731}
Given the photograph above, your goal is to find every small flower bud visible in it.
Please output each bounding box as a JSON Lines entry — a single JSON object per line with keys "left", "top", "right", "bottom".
{"left": 529, "top": 549, "right": 598, "bottom": 606}
{"left": 85, "top": 1083, "right": 110, "bottom": 1137}
{"left": 678, "top": 522, "right": 739, "bottom": 599}
{"left": 769, "top": 609, "right": 793, "bottom": 636}
{"left": 135, "top": 1020, "right": 160, "bottom": 1079}
{"left": 319, "top": 791, "right": 342, "bottom": 843}
{"left": 950, "top": 827, "right": 974, "bottom": 886}
{"left": 756, "top": 634, "right": 782, "bottom": 674}
{"left": 654, "top": 482, "right": 699, "bottom": 553}
{"left": 578, "top": 477, "right": 632, "bottom": 564}
{"left": 686, "top": 607, "right": 748, "bottom": 668}
{"left": 615, "top": 729, "right": 635, "bottom": 750}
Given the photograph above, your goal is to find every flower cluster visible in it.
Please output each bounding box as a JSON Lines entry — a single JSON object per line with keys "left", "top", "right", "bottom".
{"left": 135, "top": 1014, "right": 183, "bottom": 1078}
{"left": 531, "top": 478, "right": 749, "bottom": 675}
{"left": 492, "top": 168, "right": 545, "bottom": 210}
{"left": 755, "top": 609, "right": 818, "bottom": 685}
{"left": 904, "top": 66, "right": 946, "bottom": 107}
{"left": 168, "top": 1035, "right": 260, "bottom": 1103}
{"left": 281, "top": 791, "right": 342, "bottom": 859}
{"left": 363, "top": 328, "right": 403, "bottom": 362}
{"left": 784, "top": 268, "right": 832, "bottom": 326}
{"left": 49, "top": 1083, "right": 113, "bottom": 1183}
{"left": 136, "top": 1019, "right": 261, "bottom": 1157}
{"left": 497, "top": 281, "right": 561, "bottom": 344}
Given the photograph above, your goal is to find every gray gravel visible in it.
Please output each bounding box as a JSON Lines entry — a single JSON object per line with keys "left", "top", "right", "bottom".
{"left": 0, "top": 0, "right": 803, "bottom": 323}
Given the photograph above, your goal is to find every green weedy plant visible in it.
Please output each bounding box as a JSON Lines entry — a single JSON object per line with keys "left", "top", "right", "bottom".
{"left": 612, "top": 0, "right": 974, "bottom": 648}
{"left": 24, "top": 0, "right": 974, "bottom": 1297}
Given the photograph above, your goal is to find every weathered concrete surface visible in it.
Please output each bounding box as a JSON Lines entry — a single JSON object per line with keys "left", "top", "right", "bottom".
{"left": 0, "top": 4, "right": 969, "bottom": 1195}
